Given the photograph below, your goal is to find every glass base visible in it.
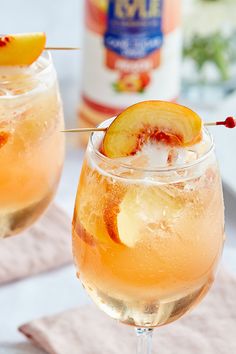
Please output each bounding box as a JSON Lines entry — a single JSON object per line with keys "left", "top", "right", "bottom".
{"left": 136, "top": 328, "right": 154, "bottom": 354}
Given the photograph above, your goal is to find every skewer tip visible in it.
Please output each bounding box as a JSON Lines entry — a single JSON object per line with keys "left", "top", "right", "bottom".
{"left": 45, "top": 47, "right": 80, "bottom": 51}
{"left": 223, "top": 116, "right": 236, "bottom": 128}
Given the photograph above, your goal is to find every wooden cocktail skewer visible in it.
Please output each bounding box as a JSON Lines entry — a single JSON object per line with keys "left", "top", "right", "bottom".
{"left": 45, "top": 47, "right": 80, "bottom": 50}
{"left": 61, "top": 127, "right": 106, "bottom": 133}
{"left": 61, "top": 117, "right": 236, "bottom": 133}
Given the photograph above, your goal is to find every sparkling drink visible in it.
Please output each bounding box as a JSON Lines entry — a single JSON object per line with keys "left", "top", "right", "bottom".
{"left": 0, "top": 52, "right": 64, "bottom": 238}
{"left": 72, "top": 120, "right": 224, "bottom": 328}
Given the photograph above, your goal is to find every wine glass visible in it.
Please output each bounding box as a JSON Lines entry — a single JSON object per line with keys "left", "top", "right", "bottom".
{"left": 72, "top": 118, "right": 224, "bottom": 353}
{"left": 0, "top": 51, "right": 64, "bottom": 238}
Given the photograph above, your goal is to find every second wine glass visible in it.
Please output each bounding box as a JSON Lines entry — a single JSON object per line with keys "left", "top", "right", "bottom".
{"left": 0, "top": 51, "right": 64, "bottom": 238}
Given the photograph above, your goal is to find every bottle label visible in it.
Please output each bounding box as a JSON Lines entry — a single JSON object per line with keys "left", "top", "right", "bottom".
{"left": 80, "top": 0, "right": 181, "bottom": 123}
{"left": 104, "top": 0, "right": 163, "bottom": 59}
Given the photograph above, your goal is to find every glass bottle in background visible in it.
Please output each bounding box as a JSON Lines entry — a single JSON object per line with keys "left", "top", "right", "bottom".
{"left": 182, "top": 0, "right": 236, "bottom": 105}
{"left": 78, "top": 0, "right": 182, "bottom": 145}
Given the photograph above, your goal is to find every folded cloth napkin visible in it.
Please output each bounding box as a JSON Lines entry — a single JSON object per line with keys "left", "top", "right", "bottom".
{"left": 0, "top": 204, "right": 72, "bottom": 285}
{"left": 19, "top": 269, "right": 236, "bottom": 354}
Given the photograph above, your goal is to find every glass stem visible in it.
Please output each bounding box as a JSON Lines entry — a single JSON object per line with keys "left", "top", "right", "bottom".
{"left": 135, "top": 328, "right": 154, "bottom": 354}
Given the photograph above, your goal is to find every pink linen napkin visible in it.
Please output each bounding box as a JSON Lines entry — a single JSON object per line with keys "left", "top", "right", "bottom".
{"left": 19, "top": 269, "right": 236, "bottom": 354}
{"left": 0, "top": 204, "right": 72, "bottom": 285}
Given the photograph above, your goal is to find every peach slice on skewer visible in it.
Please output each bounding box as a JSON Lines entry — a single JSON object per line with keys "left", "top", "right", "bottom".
{"left": 0, "top": 32, "right": 46, "bottom": 66}
{"left": 102, "top": 101, "right": 203, "bottom": 158}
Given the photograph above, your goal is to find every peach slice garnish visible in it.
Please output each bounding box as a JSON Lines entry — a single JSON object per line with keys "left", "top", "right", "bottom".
{"left": 104, "top": 183, "right": 127, "bottom": 244}
{"left": 72, "top": 218, "right": 96, "bottom": 247}
{"left": 105, "top": 185, "right": 183, "bottom": 247}
{"left": 0, "top": 132, "right": 10, "bottom": 149}
{"left": 0, "top": 33, "right": 46, "bottom": 66}
{"left": 102, "top": 101, "right": 203, "bottom": 158}
{"left": 73, "top": 162, "right": 117, "bottom": 246}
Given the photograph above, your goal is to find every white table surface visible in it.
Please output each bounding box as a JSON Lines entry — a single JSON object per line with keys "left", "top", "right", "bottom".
{"left": 0, "top": 96, "right": 236, "bottom": 353}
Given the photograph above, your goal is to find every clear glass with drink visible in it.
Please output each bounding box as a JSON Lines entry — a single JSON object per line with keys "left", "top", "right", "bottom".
{"left": 72, "top": 103, "right": 224, "bottom": 353}
{"left": 0, "top": 51, "right": 64, "bottom": 238}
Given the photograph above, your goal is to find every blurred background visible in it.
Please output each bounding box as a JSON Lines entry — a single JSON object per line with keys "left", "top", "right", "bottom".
{"left": 1, "top": 1, "right": 236, "bottom": 124}
{"left": 182, "top": 0, "right": 236, "bottom": 104}
{"left": 0, "top": 0, "right": 236, "bottom": 351}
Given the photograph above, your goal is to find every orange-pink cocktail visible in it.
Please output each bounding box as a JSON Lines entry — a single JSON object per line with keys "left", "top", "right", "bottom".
{"left": 0, "top": 52, "right": 64, "bottom": 238}
{"left": 73, "top": 114, "right": 224, "bottom": 328}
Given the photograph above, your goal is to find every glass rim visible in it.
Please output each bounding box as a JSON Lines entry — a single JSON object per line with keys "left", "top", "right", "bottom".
{"left": 0, "top": 51, "right": 53, "bottom": 97}
{"left": 89, "top": 117, "right": 215, "bottom": 173}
